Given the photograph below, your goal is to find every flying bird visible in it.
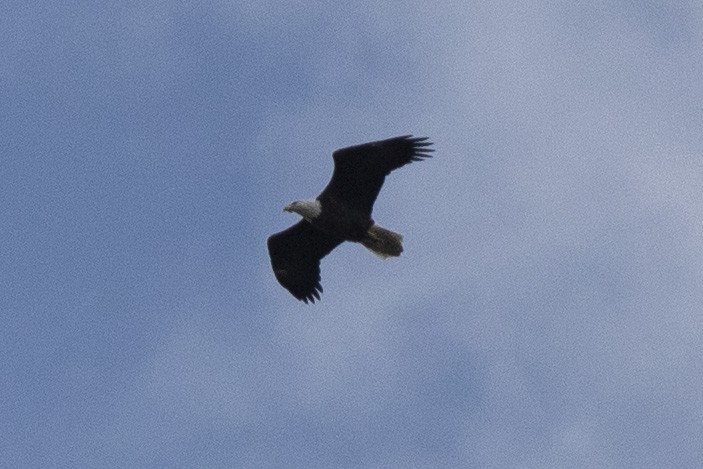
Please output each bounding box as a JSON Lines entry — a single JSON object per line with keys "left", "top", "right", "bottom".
{"left": 267, "top": 135, "right": 433, "bottom": 303}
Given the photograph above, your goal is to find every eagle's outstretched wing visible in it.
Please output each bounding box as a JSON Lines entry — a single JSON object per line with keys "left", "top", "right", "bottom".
{"left": 318, "top": 135, "right": 433, "bottom": 215}
{"left": 267, "top": 220, "right": 343, "bottom": 303}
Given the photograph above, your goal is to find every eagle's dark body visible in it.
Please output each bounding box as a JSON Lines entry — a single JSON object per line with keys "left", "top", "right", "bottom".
{"left": 267, "top": 135, "right": 433, "bottom": 303}
{"left": 312, "top": 195, "right": 372, "bottom": 242}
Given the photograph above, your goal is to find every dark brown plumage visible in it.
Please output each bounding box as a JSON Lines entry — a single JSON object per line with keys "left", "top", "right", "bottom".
{"left": 267, "top": 135, "right": 433, "bottom": 303}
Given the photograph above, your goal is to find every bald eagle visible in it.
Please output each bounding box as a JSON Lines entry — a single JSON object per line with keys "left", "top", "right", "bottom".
{"left": 267, "top": 135, "right": 433, "bottom": 303}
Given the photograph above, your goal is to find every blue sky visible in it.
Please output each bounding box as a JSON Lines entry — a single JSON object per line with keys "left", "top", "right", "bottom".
{"left": 2, "top": 1, "right": 702, "bottom": 467}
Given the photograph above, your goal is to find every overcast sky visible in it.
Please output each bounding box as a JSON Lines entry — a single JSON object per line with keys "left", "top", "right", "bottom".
{"left": 3, "top": 1, "right": 703, "bottom": 468}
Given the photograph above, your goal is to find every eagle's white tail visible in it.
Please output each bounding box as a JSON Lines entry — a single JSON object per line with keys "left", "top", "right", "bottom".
{"left": 361, "top": 224, "right": 403, "bottom": 258}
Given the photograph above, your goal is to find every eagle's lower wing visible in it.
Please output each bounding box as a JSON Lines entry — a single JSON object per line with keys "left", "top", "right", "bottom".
{"left": 267, "top": 220, "right": 343, "bottom": 303}
{"left": 318, "top": 135, "right": 433, "bottom": 215}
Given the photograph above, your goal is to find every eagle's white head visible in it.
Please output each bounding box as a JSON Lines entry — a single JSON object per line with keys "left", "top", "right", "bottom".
{"left": 284, "top": 199, "right": 322, "bottom": 221}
